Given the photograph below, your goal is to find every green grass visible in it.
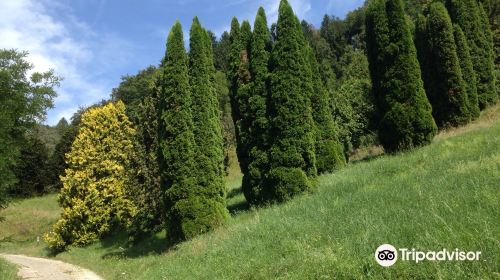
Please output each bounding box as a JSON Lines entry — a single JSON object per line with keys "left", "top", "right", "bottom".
{"left": 0, "top": 106, "right": 499, "bottom": 279}
{"left": 0, "top": 258, "right": 19, "bottom": 280}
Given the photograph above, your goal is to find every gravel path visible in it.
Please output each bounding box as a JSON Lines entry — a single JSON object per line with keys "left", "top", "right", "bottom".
{"left": 0, "top": 254, "right": 103, "bottom": 280}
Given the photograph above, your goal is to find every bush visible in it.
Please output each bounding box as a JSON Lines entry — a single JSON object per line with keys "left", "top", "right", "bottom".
{"left": 264, "top": 167, "right": 311, "bottom": 203}
{"left": 45, "top": 101, "right": 137, "bottom": 251}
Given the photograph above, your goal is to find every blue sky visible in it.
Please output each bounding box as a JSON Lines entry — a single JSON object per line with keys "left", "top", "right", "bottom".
{"left": 0, "top": 0, "right": 364, "bottom": 125}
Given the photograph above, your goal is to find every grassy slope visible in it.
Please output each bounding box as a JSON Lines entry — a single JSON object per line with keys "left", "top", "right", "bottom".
{"left": 0, "top": 105, "right": 499, "bottom": 279}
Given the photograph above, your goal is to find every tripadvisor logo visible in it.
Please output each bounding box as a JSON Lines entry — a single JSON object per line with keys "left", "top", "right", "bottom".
{"left": 375, "top": 244, "right": 481, "bottom": 267}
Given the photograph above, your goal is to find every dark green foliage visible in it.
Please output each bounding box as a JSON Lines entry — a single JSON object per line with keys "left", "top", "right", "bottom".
{"left": 214, "top": 71, "right": 234, "bottom": 175}
{"left": 417, "top": 3, "right": 470, "bottom": 127}
{"left": 10, "top": 136, "right": 49, "bottom": 197}
{"left": 242, "top": 7, "right": 272, "bottom": 204}
{"left": 0, "top": 49, "right": 59, "bottom": 210}
{"left": 308, "top": 47, "right": 346, "bottom": 173}
{"left": 111, "top": 66, "right": 158, "bottom": 120}
{"left": 302, "top": 20, "right": 335, "bottom": 64}
{"left": 331, "top": 48, "right": 377, "bottom": 155}
{"left": 265, "top": 0, "right": 316, "bottom": 201}
{"left": 320, "top": 14, "right": 347, "bottom": 75}
{"left": 213, "top": 31, "right": 231, "bottom": 72}
{"left": 234, "top": 20, "right": 253, "bottom": 173}
{"left": 343, "top": 6, "right": 368, "bottom": 51}
{"left": 264, "top": 167, "right": 311, "bottom": 203}
{"left": 45, "top": 124, "right": 77, "bottom": 190}
{"left": 477, "top": 3, "right": 498, "bottom": 97}
{"left": 188, "top": 17, "right": 228, "bottom": 234}
{"left": 228, "top": 17, "right": 247, "bottom": 173}
{"left": 402, "top": 0, "right": 433, "bottom": 20}
{"left": 229, "top": 18, "right": 254, "bottom": 175}
{"left": 366, "top": 0, "right": 437, "bottom": 152}
{"left": 453, "top": 24, "right": 480, "bottom": 119}
{"left": 110, "top": 61, "right": 163, "bottom": 239}
{"left": 480, "top": 0, "right": 499, "bottom": 97}
{"left": 478, "top": 0, "right": 499, "bottom": 94}
{"left": 128, "top": 92, "right": 164, "bottom": 239}
{"left": 158, "top": 21, "right": 200, "bottom": 242}
{"left": 446, "top": 0, "right": 497, "bottom": 108}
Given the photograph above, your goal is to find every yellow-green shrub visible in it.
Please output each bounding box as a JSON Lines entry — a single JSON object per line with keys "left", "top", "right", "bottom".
{"left": 45, "top": 101, "right": 137, "bottom": 251}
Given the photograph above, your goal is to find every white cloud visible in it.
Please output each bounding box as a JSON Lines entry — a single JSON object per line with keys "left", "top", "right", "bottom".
{"left": 210, "top": 0, "right": 312, "bottom": 37}
{"left": 0, "top": 0, "right": 131, "bottom": 125}
{"left": 264, "top": 0, "right": 312, "bottom": 24}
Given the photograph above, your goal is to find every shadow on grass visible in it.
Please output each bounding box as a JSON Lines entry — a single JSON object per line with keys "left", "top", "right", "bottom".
{"left": 227, "top": 187, "right": 243, "bottom": 199}
{"left": 227, "top": 200, "right": 249, "bottom": 215}
{"left": 100, "top": 231, "right": 172, "bottom": 259}
{"left": 349, "top": 152, "right": 384, "bottom": 164}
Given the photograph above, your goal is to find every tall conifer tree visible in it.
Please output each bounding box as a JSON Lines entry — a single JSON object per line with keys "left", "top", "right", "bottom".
{"left": 228, "top": 18, "right": 253, "bottom": 175}
{"left": 242, "top": 7, "right": 271, "bottom": 204}
{"left": 417, "top": 2, "right": 470, "bottom": 127}
{"left": 366, "top": 0, "right": 436, "bottom": 152}
{"left": 265, "top": 0, "right": 316, "bottom": 202}
{"left": 446, "top": 0, "right": 497, "bottom": 108}
{"left": 158, "top": 21, "right": 216, "bottom": 241}
{"left": 188, "top": 17, "right": 228, "bottom": 234}
{"left": 453, "top": 24, "right": 480, "bottom": 119}
{"left": 307, "top": 47, "right": 346, "bottom": 173}
{"left": 232, "top": 21, "right": 253, "bottom": 174}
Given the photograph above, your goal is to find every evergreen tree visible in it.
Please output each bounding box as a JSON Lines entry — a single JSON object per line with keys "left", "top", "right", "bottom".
{"left": 189, "top": 17, "right": 228, "bottom": 234}
{"left": 231, "top": 20, "right": 253, "bottom": 175}
{"left": 366, "top": 0, "right": 436, "bottom": 152}
{"left": 453, "top": 24, "right": 480, "bottom": 119}
{"left": 417, "top": 2, "right": 470, "bottom": 127}
{"left": 157, "top": 21, "right": 204, "bottom": 241}
{"left": 11, "top": 136, "right": 49, "bottom": 196}
{"left": 265, "top": 0, "right": 316, "bottom": 202}
{"left": 477, "top": 3, "right": 498, "bottom": 98}
{"left": 45, "top": 123, "right": 76, "bottom": 190}
{"left": 128, "top": 90, "right": 164, "bottom": 239}
{"left": 307, "top": 47, "right": 346, "bottom": 173}
{"left": 228, "top": 17, "right": 248, "bottom": 173}
{"left": 213, "top": 31, "right": 231, "bottom": 72}
{"left": 242, "top": 7, "right": 271, "bottom": 204}
{"left": 45, "top": 101, "right": 137, "bottom": 251}
{"left": 330, "top": 48, "right": 377, "bottom": 155}
{"left": 446, "top": 0, "right": 497, "bottom": 108}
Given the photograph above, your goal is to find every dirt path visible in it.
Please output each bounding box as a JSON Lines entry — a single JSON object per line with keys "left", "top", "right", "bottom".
{"left": 0, "top": 254, "right": 103, "bottom": 280}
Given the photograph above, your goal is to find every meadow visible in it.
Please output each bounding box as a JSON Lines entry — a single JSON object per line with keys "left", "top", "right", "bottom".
{"left": 0, "top": 105, "right": 498, "bottom": 279}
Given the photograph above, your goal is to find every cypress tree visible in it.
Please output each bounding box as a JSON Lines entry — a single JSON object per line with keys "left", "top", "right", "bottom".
{"left": 188, "top": 17, "right": 228, "bottom": 234}
{"left": 418, "top": 2, "right": 470, "bottom": 127}
{"left": 446, "top": 0, "right": 497, "bottom": 108}
{"left": 242, "top": 7, "right": 271, "bottom": 204}
{"left": 453, "top": 24, "right": 480, "bottom": 119}
{"left": 265, "top": 0, "right": 316, "bottom": 202}
{"left": 307, "top": 47, "right": 346, "bottom": 173}
{"left": 228, "top": 18, "right": 252, "bottom": 175}
{"left": 477, "top": 3, "right": 497, "bottom": 99}
{"left": 157, "top": 21, "right": 202, "bottom": 241}
{"left": 233, "top": 20, "right": 253, "bottom": 174}
{"left": 366, "top": 0, "right": 437, "bottom": 152}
